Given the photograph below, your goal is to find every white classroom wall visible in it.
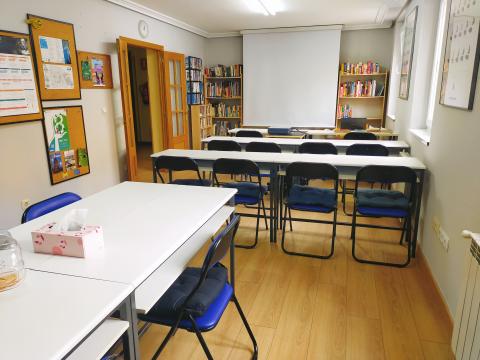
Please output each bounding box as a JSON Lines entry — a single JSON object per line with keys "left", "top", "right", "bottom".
{"left": 388, "top": 0, "right": 480, "bottom": 315}
{"left": 0, "top": 0, "right": 206, "bottom": 228}
{"left": 205, "top": 36, "right": 243, "bottom": 67}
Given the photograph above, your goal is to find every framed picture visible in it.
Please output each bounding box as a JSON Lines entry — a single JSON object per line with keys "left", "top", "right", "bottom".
{"left": 399, "top": 6, "right": 418, "bottom": 100}
{"left": 42, "top": 106, "right": 90, "bottom": 185}
{"left": 77, "top": 51, "right": 113, "bottom": 89}
{"left": 27, "top": 14, "right": 81, "bottom": 100}
{"left": 0, "top": 30, "right": 43, "bottom": 125}
{"left": 440, "top": 0, "right": 480, "bottom": 110}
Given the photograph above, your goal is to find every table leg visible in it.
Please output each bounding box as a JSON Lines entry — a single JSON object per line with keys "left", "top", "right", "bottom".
{"left": 412, "top": 171, "right": 425, "bottom": 258}
{"left": 228, "top": 197, "right": 236, "bottom": 289}
{"left": 269, "top": 169, "right": 275, "bottom": 243}
{"left": 119, "top": 294, "right": 140, "bottom": 359}
{"left": 152, "top": 158, "right": 157, "bottom": 183}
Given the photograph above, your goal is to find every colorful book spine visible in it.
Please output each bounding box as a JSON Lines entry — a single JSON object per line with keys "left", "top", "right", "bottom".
{"left": 340, "top": 61, "right": 381, "bottom": 75}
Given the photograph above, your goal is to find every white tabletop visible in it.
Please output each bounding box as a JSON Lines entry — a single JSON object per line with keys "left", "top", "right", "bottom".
{"left": 9, "top": 182, "right": 236, "bottom": 288}
{"left": 227, "top": 127, "right": 398, "bottom": 137}
{"left": 0, "top": 270, "right": 132, "bottom": 360}
{"left": 152, "top": 149, "right": 426, "bottom": 171}
{"left": 202, "top": 136, "right": 409, "bottom": 150}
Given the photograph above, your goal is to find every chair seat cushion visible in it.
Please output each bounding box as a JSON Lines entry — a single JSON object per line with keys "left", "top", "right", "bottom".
{"left": 222, "top": 182, "right": 267, "bottom": 199}
{"left": 171, "top": 179, "right": 211, "bottom": 187}
{"left": 143, "top": 266, "right": 228, "bottom": 322}
{"left": 357, "top": 189, "right": 409, "bottom": 209}
{"left": 357, "top": 206, "right": 408, "bottom": 218}
{"left": 287, "top": 185, "right": 337, "bottom": 210}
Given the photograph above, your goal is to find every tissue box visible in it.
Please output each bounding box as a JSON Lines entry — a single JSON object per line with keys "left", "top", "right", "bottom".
{"left": 31, "top": 223, "right": 104, "bottom": 258}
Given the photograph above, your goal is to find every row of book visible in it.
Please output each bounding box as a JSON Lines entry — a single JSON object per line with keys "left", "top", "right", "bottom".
{"left": 213, "top": 103, "right": 241, "bottom": 118}
{"left": 340, "top": 61, "right": 381, "bottom": 75}
{"left": 185, "top": 56, "right": 202, "bottom": 70}
{"left": 186, "top": 69, "right": 202, "bottom": 81}
{"left": 339, "top": 80, "right": 380, "bottom": 97}
{"left": 214, "top": 120, "right": 237, "bottom": 136}
{"left": 200, "top": 116, "right": 212, "bottom": 130}
{"left": 187, "top": 93, "right": 203, "bottom": 105}
{"left": 205, "top": 64, "right": 243, "bottom": 78}
{"left": 206, "top": 81, "right": 241, "bottom": 98}
{"left": 187, "top": 81, "right": 203, "bottom": 93}
{"left": 337, "top": 104, "right": 353, "bottom": 119}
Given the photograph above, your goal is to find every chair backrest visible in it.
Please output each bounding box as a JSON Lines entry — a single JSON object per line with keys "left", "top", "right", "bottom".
{"left": 154, "top": 156, "right": 202, "bottom": 183}
{"left": 298, "top": 142, "right": 338, "bottom": 155}
{"left": 245, "top": 141, "right": 281, "bottom": 153}
{"left": 236, "top": 130, "right": 263, "bottom": 138}
{"left": 285, "top": 162, "right": 339, "bottom": 191}
{"left": 344, "top": 132, "right": 377, "bottom": 140}
{"left": 207, "top": 140, "right": 242, "bottom": 152}
{"left": 177, "top": 215, "right": 240, "bottom": 315}
{"left": 346, "top": 144, "right": 389, "bottom": 156}
{"left": 21, "top": 192, "right": 81, "bottom": 223}
{"left": 355, "top": 165, "right": 417, "bottom": 201}
{"left": 212, "top": 158, "right": 260, "bottom": 179}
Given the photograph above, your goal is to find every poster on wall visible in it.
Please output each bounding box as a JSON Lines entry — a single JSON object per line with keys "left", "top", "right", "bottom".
{"left": 440, "top": 0, "right": 480, "bottom": 110}
{"left": 42, "top": 106, "right": 90, "bottom": 185}
{"left": 77, "top": 51, "right": 113, "bottom": 89}
{"left": 399, "top": 6, "right": 418, "bottom": 100}
{"left": 0, "top": 30, "right": 42, "bottom": 125}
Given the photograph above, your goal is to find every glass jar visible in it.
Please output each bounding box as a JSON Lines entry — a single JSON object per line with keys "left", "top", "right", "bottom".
{"left": 0, "top": 231, "right": 25, "bottom": 292}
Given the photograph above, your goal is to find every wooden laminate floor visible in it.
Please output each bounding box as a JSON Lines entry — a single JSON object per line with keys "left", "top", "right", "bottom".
{"left": 138, "top": 189, "right": 454, "bottom": 360}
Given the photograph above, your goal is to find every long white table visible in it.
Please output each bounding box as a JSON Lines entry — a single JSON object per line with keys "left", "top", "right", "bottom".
{"left": 0, "top": 270, "right": 132, "bottom": 360}
{"left": 7, "top": 182, "right": 236, "bottom": 359}
{"left": 202, "top": 136, "right": 410, "bottom": 155}
{"left": 150, "top": 149, "right": 426, "bottom": 256}
{"left": 228, "top": 127, "right": 399, "bottom": 139}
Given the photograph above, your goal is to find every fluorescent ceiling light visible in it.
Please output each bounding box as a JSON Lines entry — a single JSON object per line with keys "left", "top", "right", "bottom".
{"left": 243, "top": 0, "right": 277, "bottom": 16}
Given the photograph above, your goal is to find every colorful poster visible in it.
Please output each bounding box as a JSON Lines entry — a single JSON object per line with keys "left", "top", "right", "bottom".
{"left": 77, "top": 148, "right": 89, "bottom": 167}
{"left": 92, "top": 58, "right": 105, "bottom": 86}
{"left": 44, "top": 109, "right": 71, "bottom": 152}
{"left": 64, "top": 149, "right": 76, "bottom": 169}
{"left": 43, "top": 64, "right": 74, "bottom": 89}
{"left": 39, "top": 36, "right": 71, "bottom": 64}
{"left": 49, "top": 152, "right": 63, "bottom": 173}
{"left": 0, "top": 35, "right": 40, "bottom": 117}
{"left": 81, "top": 60, "right": 92, "bottom": 81}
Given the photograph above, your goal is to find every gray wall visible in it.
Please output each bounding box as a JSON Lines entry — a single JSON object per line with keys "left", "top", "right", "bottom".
{"left": 340, "top": 28, "right": 394, "bottom": 70}
{"left": 0, "top": 0, "right": 206, "bottom": 229}
{"left": 389, "top": 0, "right": 480, "bottom": 315}
{"left": 205, "top": 36, "right": 243, "bottom": 67}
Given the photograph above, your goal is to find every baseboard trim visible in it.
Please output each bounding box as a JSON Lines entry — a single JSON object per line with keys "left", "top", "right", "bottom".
{"left": 417, "top": 247, "right": 454, "bottom": 331}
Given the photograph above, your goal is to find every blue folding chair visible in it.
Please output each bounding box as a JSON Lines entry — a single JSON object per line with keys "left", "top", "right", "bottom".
{"left": 213, "top": 158, "right": 268, "bottom": 249}
{"left": 351, "top": 165, "right": 417, "bottom": 267}
{"left": 138, "top": 215, "right": 258, "bottom": 360}
{"left": 154, "top": 155, "right": 211, "bottom": 187}
{"left": 281, "top": 162, "right": 339, "bottom": 259}
{"left": 21, "top": 192, "right": 81, "bottom": 223}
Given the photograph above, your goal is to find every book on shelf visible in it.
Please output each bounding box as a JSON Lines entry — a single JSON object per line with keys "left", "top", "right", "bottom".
{"left": 206, "top": 81, "right": 241, "bottom": 98}
{"left": 213, "top": 103, "right": 241, "bottom": 118}
{"left": 205, "top": 64, "right": 243, "bottom": 78}
{"left": 214, "top": 120, "right": 236, "bottom": 136}
{"left": 340, "top": 61, "right": 381, "bottom": 75}
{"left": 339, "top": 80, "right": 378, "bottom": 98}
{"left": 337, "top": 104, "right": 353, "bottom": 119}
{"left": 185, "top": 56, "right": 204, "bottom": 105}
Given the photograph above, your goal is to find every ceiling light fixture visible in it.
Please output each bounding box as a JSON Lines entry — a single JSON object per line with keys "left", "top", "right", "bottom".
{"left": 243, "top": 0, "right": 277, "bottom": 16}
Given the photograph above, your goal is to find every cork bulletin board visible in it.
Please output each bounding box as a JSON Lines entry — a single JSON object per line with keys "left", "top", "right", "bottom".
{"left": 0, "top": 30, "right": 43, "bottom": 125}
{"left": 77, "top": 51, "right": 113, "bottom": 89}
{"left": 42, "top": 105, "right": 90, "bottom": 185}
{"left": 27, "top": 14, "right": 81, "bottom": 100}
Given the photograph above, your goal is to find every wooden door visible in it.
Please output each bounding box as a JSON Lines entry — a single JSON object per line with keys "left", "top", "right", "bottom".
{"left": 117, "top": 37, "right": 165, "bottom": 180}
{"left": 164, "top": 52, "right": 189, "bottom": 149}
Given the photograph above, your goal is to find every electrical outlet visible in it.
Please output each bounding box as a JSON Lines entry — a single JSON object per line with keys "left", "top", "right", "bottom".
{"left": 439, "top": 228, "right": 449, "bottom": 251}
{"left": 21, "top": 199, "right": 30, "bottom": 210}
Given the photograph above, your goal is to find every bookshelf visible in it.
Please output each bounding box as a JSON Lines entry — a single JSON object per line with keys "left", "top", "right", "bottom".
{"left": 190, "top": 104, "right": 213, "bottom": 149}
{"left": 336, "top": 61, "right": 389, "bottom": 128}
{"left": 204, "top": 64, "right": 243, "bottom": 135}
{"left": 185, "top": 56, "right": 203, "bottom": 105}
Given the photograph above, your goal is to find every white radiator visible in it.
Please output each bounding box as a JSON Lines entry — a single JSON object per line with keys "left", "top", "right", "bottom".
{"left": 452, "top": 231, "right": 480, "bottom": 359}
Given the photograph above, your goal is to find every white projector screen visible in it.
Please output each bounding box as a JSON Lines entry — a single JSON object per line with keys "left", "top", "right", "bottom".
{"left": 243, "top": 28, "right": 341, "bottom": 128}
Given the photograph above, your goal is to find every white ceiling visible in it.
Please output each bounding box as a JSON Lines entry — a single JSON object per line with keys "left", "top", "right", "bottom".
{"left": 123, "top": 0, "right": 407, "bottom": 35}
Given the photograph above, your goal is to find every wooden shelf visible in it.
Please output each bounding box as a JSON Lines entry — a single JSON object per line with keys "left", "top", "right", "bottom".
{"left": 206, "top": 97, "right": 242, "bottom": 100}
{"left": 206, "top": 76, "right": 242, "bottom": 80}
{"left": 339, "top": 73, "right": 388, "bottom": 77}
{"left": 339, "top": 96, "right": 384, "bottom": 99}
{"left": 213, "top": 117, "right": 241, "bottom": 120}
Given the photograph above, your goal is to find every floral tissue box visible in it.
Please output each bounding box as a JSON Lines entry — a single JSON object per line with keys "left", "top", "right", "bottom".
{"left": 31, "top": 223, "right": 104, "bottom": 258}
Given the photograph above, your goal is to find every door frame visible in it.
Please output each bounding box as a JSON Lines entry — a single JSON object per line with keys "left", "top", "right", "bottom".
{"left": 117, "top": 36, "right": 167, "bottom": 181}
